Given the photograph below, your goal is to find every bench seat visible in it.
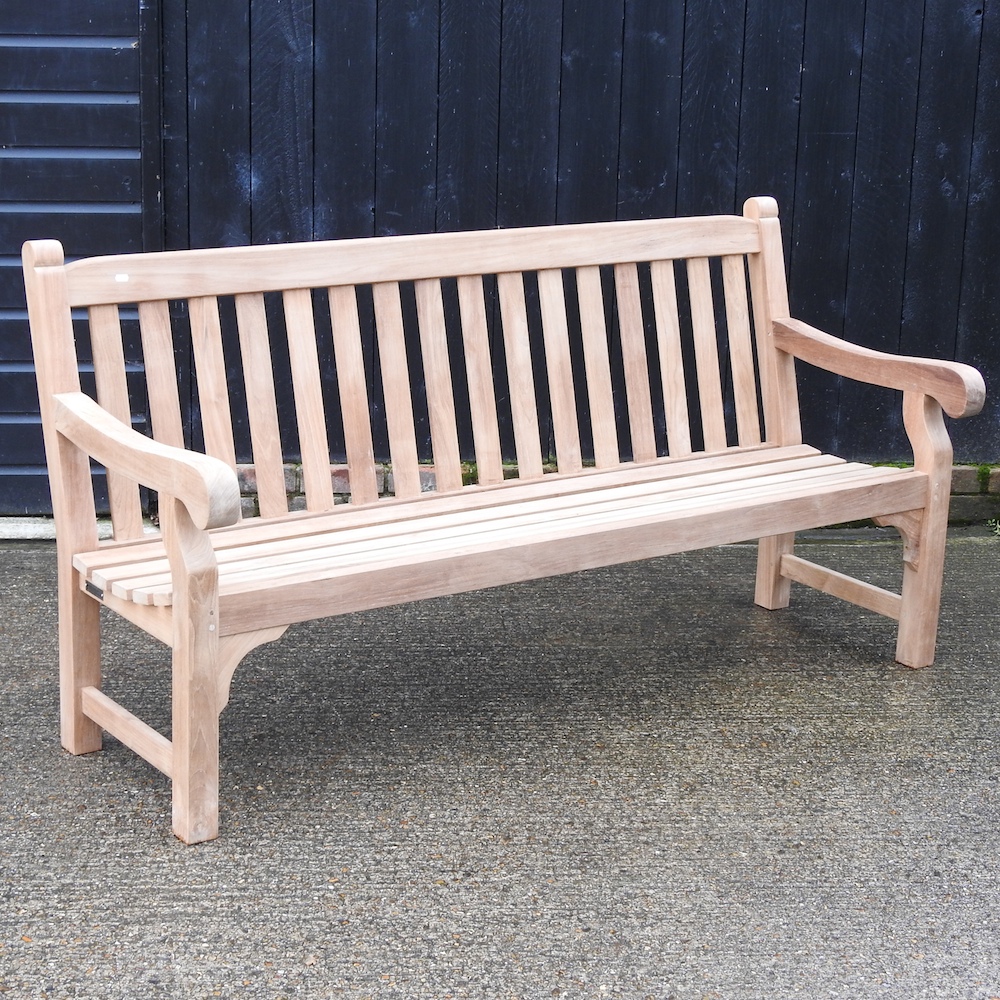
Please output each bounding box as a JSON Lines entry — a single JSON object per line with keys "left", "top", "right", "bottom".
{"left": 75, "top": 444, "right": 925, "bottom": 632}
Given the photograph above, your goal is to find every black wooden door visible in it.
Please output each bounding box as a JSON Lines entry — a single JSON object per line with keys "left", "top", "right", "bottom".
{"left": 0, "top": 1, "right": 162, "bottom": 513}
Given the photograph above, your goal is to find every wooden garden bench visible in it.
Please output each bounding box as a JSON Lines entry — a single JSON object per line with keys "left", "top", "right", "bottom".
{"left": 23, "top": 197, "right": 984, "bottom": 844}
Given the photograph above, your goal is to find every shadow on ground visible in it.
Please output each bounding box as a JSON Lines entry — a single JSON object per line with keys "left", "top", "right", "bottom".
{"left": 2, "top": 536, "right": 999, "bottom": 999}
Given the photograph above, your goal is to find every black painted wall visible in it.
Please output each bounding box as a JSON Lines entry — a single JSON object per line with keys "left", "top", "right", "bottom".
{"left": 2, "top": 1, "right": 998, "bottom": 512}
{"left": 157, "top": 0, "right": 1000, "bottom": 467}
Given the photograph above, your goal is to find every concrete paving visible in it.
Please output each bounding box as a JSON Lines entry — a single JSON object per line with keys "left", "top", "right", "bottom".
{"left": 1, "top": 534, "right": 999, "bottom": 999}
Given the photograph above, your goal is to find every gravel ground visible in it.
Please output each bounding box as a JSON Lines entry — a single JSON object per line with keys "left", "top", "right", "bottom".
{"left": 2, "top": 536, "right": 999, "bottom": 999}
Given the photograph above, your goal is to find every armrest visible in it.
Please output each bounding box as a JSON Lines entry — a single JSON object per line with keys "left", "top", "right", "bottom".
{"left": 53, "top": 392, "right": 241, "bottom": 531}
{"left": 773, "top": 318, "right": 985, "bottom": 419}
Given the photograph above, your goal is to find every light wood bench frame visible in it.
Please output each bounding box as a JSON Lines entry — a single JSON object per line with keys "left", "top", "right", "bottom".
{"left": 24, "top": 198, "right": 984, "bottom": 843}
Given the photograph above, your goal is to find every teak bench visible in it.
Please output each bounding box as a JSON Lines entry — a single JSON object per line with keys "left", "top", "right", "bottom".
{"left": 24, "top": 198, "right": 984, "bottom": 844}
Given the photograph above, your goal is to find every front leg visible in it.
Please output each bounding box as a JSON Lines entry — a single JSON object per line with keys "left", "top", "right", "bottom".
{"left": 165, "top": 498, "right": 223, "bottom": 844}
{"left": 895, "top": 392, "right": 953, "bottom": 668}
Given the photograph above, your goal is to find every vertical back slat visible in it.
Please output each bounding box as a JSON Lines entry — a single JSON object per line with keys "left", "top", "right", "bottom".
{"left": 138, "top": 300, "right": 185, "bottom": 449}
{"left": 722, "top": 255, "right": 762, "bottom": 446}
{"left": 612, "top": 263, "right": 657, "bottom": 463}
{"left": 414, "top": 278, "right": 464, "bottom": 493}
{"left": 89, "top": 304, "right": 144, "bottom": 539}
{"left": 649, "top": 260, "right": 692, "bottom": 456}
{"left": 686, "top": 257, "right": 728, "bottom": 451}
{"left": 575, "top": 266, "right": 619, "bottom": 468}
{"left": 189, "top": 296, "right": 238, "bottom": 469}
{"left": 496, "top": 272, "right": 544, "bottom": 480}
{"left": 283, "top": 289, "right": 335, "bottom": 511}
{"left": 328, "top": 285, "right": 380, "bottom": 505}
{"left": 234, "top": 293, "right": 287, "bottom": 518}
{"left": 457, "top": 275, "right": 504, "bottom": 485}
{"left": 536, "top": 269, "right": 583, "bottom": 474}
{"left": 372, "top": 281, "right": 421, "bottom": 499}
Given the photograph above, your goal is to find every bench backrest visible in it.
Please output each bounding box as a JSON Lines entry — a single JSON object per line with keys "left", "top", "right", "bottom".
{"left": 25, "top": 196, "right": 800, "bottom": 542}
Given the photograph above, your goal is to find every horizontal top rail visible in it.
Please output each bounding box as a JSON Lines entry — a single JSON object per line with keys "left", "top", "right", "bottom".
{"left": 50, "top": 215, "right": 762, "bottom": 306}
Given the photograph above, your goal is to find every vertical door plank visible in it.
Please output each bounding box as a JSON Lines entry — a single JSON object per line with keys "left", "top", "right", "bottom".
{"left": 721, "top": 255, "right": 761, "bottom": 446}
{"left": 457, "top": 275, "right": 504, "bottom": 485}
{"left": 791, "top": 2, "right": 865, "bottom": 448}
{"left": 613, "top": 263, "right": 656, "bottom": 463}
{"left": 838, "top": 1, "right": 922, "bottom": 459}
{"left": 497, "top": 0, "right": 563, "bottom": 226}
{"left": 138, "top": 300, "right": 185, "bottom": 449}
{"left": 314, "top": 0, "right": 376, "bottom": 238}
{"left": 574, "top": 266, "right": 618, "bottom": 468}
{"left": 686, "top": 257, "right": 728, "bottom": 451}
{"left": 89, "top": 303, "right": 144, "bottom": 538}
{"left": 536, "top": 269, "right": 583, "bottom": 473}
{"left": 496, "top": 271, "right": 544, "bottom": 479}
{"left": 328, "top": 285, "right": 379, "bottom": 505}
{"left": 619, "top": 2, "right": 685, "bottom": 220}
{"left": 186, "top": 0, "right": 251, "bottom": 248}
{"left": 189, "top": 296, "right": 238, "bottom": 469}
{"left": 737, "top": 0, "right": 805, "bottom": 219}
{"left": 438, "top": 0, "right": 501, "bottom": 231}
{"left": 649, "top": 260, "right": 692, "bottom": 456}
{"left": 955, "top": 3, "right": 1000, "bottom": 461}
{"left": 557, "top": 0, "right": 624, "bottom": 223}
{"left": 250, "top": 0, "right": 314, "bottom": 243}
{"left": 234, "top": 293, "right": 287, "bottom": 518}
{"left": 372, "top": 281, "right": 421, "bottom": 499}
{"left": 414, "top": 278, "right": 464, "bottom": 493}
{"left": 678, "top": 0, "right": 744, "bottom": 215}
{"left": 283, "top": 288, "right": 335, "bottom": 511}
{"left": 375, "top": 1, "right": 438, "bottom": 234}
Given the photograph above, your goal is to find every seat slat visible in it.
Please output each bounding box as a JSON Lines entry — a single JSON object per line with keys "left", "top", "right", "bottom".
{"left": 210, "top": 468, "right": 928, "bottom": 637}
{"left": 415, "top": 278, "right": 464, "bottom": 492}
{"left": 614, "top": 263, "right": 657, "bottom": 463}
{"left": 89, "top": 303, "right": 144, "bottom": 539}
{"left": 283, "top": 288, "right": 335, "bottom": 511}
{"left": 234, "top": 293, "right": 287, "bottom": 518}
{"left": 687, "top": 257, "right": 728, "bottom": 451}
{"left": 79, "top": 447, "right": 830, "bottom": 593}
{"left": 457, "top": 275, "right": 504, "bottom": 485}
{"left": 75, "top": 444, "right": 822, "bottom": 572}
{"left": 96, "top": 454, "right": 857, "bottom": 599}
{"left": 189, "top": 296, "right": 238, "bottom": 470}
{"left": 372, "top": 281, "right": 421, "bottom": 499}
{"left": 537, "top": 268, "right": 583, "bottom": 473}
{"left": 575, "top": 266, "right": 619, "bottom": 468}
{"left": 328, "top": 284, "right": 380, "bottom": 505}
{"left": 722, "top": 254, "right": 762, "bottom": 446}
{"left": 123, "top": 464, "right": 927, "bottom": 616}
{"left": 80, "top": 456, "right": 923, "bottom": 608}
{"left": 650, "top": 260, "right": 692, "bottom": 456}
{"left": 497, "top": 272, "right": 545, "bottom": 479}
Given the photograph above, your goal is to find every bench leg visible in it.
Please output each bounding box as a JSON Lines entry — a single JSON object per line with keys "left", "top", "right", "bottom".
{"left": 167, "top": 501, "right": 222, "bottom": 845}
{"left": 171, "top": 632, "right": 220, "bottom": 845}
{"left": 754, "top": 531, "right": 795, "bottom": 610}
{"left": 896, "top": 546, "right": 943, "bottom": 668}
{"left": 59, "top": 573, "right": 103, "bottom": 755}
{"left": 894, "top": 505, "right": 947, "bottom": 669}
{"left": 894, "top": 392, "right": 953, "bottom": 669}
